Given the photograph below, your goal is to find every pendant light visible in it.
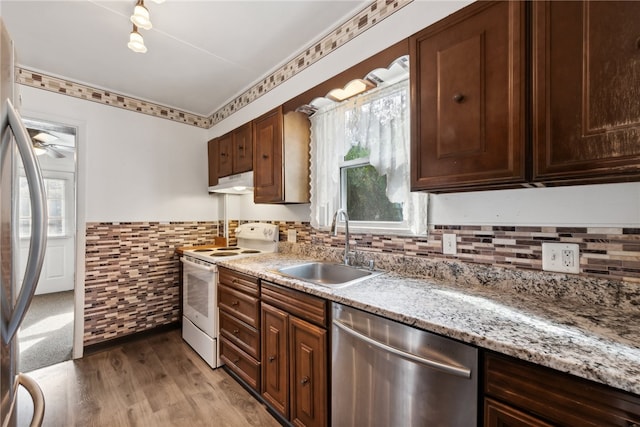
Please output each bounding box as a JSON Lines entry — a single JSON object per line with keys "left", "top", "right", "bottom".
{"left": 127, "top": 24, "right": 147, "bottom": 53}
{"left": 130, "top": 0, "right": 152, "bottom": 30}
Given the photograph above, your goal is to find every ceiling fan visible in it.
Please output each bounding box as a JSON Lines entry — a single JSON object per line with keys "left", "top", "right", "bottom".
{"left": 26, "top": 128, "right": 73, "bottom": 159}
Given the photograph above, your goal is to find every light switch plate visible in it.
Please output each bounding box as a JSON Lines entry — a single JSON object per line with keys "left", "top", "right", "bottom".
{"left": 442, "top": 233, "right": 457, "bottom": 255}
{"left": 287, "top": 229, "right": 297, "bottom": 243}
{"left": 542, "top": 242, "right": 579, "bottom": 274}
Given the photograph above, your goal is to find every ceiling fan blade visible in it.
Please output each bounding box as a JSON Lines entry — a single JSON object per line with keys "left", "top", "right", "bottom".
{"left": 44, "top": 146, "right": 66, "bottom": 159}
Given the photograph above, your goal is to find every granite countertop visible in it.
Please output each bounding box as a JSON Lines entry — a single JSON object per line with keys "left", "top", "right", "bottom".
{"left": 216, "top": 249, "right": 640, "bottom": 396}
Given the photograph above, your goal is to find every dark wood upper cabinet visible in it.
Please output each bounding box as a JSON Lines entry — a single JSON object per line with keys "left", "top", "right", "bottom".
{"left": 207, "top": 138, "right": 218, "bottom": 187}
{"left": 532, "top": 1, "right": 640, "bottom": 184}
{"left": 410, "top": 1, "right": 526, "bottom": 193}
{"left": 253, "top": 106, "right": 310, "bottom": 204}
{"left": 233, "top": 122, "right": 253, "bottom": 174}
{"left": 217, "top": 132, "right": 233, "bottom": 178}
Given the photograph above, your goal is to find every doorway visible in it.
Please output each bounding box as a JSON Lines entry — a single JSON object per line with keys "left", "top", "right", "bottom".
{"left": 17, "top": 118, "right": 76, "bottom": 372}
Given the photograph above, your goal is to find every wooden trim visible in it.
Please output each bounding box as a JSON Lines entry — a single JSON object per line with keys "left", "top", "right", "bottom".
{"left": 282, "top": 39, "right": 409, "bottom": 113}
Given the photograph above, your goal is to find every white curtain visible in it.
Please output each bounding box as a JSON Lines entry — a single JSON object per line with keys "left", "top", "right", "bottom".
{"left": 309, "top": 78, "right": 427, "bottom": 234}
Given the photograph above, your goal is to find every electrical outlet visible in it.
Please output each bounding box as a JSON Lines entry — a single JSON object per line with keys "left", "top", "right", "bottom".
{"left": 442, "top": 233, "right": 457, "bottom": 255}
{"left": 287, "top": 229, "right": 297, "bottom": 243}
{"left": 542, "top": 243, "right": 579, "bottom": 274}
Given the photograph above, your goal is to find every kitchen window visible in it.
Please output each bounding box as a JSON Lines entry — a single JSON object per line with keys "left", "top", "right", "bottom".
{"left": 310, "top": 77, "right": 427, "bottom": 235}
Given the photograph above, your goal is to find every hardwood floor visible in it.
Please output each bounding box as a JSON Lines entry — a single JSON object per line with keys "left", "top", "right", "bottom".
{"left": 17, "top": 329, "right": 281, "bottom": 427}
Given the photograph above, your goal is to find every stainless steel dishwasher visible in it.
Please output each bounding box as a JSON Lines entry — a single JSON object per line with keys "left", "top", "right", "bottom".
{"left": 332, "top": 303, "right": 478, "bottom": 427}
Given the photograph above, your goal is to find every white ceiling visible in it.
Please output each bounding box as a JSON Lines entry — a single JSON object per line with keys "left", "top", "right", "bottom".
{"left": 1, "top": 0, "right": 367, "bottom": 116}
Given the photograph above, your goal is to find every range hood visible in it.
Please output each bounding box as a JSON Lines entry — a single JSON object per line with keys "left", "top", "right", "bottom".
{"left": 208, "top": 171, "right": 254, "bottom": 195}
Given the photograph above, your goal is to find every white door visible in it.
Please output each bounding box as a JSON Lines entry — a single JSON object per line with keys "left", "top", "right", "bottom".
{"left": 18, "top": 171, "right": 75, "bottom": 295}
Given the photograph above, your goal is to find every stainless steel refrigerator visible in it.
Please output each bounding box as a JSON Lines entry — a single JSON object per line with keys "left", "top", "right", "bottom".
{"left": 1, "top": 18, "right": 47, "bottom": 427}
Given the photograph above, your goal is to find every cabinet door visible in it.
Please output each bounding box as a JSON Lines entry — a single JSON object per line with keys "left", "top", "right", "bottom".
{"left": 233, "top": 122, "right": 253, "bottom": 174}
{"left": 207, "top": 138, "right": 218, "bottom": 186}
{"left": 290, "top": 316, "right": 327, "bottom": 427}
{"left": 484, "top": 398, "right": 553, "bottom": 427}
{"left": 532, "top": 1, "right": 640, "bottom": 184}
{"left": 253, "top": 107, "right": 283, "bottom": 203}
{"left": 262, "top": 303, "right": 289, "bottom": 418}
{"left": 410, "top": 1, "right": 525, "bottom": 192}
{"left": 217, "top": 132, "right": 233, "bottom": 178}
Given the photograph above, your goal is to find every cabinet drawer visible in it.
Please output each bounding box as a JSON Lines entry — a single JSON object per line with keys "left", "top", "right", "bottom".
{"left": 219, "top": 310, "right": 260, "bottom": 359}
{"left": 261, "top": 281, "right": 327, "bottom": 328}
{"left": 219, "top": 267, "right": 260, "bottom": 297}
{"left": 485, "top": 352, "right": 640, "bottom": 426}
{"left": 218, "top": 284, "right": 260, "bottom": 328}
{"left": 220, "top": 337, "right": 260, "bottom": 391}
{"left": 485, "top": 398, "right": 553, "bottom": 427}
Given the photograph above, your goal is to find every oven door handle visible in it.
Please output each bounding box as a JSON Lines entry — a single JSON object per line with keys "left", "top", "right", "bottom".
{"left": 181, "top": 257, "right": 216, "bottom": 272}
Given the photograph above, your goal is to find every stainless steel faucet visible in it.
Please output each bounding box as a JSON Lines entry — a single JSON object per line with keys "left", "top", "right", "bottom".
{"left": 331, "top": 209, "right": 351, "bottom": 265}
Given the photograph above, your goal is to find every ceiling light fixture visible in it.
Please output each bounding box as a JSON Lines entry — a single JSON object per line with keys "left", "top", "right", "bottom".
{"left": 128, "top": 24, "right": 147, "bottom": 53}
{"left": 130, "top": 0, "right": 152, "bottom": 30}
{"left": 326, "top": 79, "right": 376, "bottom": 102}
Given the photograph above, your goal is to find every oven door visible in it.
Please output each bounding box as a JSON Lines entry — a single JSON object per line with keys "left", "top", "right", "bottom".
{"left": 181, "top": 257, "right": 217, "bottom": 337}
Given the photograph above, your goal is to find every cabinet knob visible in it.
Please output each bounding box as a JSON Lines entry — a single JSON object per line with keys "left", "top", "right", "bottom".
{"left": 232, "top": 329, "right": 240, "bottom": 335}
{"left": 268, "top": 355, "right": 276, "bottom": 362}
{"left": 262, "top": 154, "right": 269, "bottom": 159}
{"left": 452, "top": 93, "right": 465, "bottom": 103}
{"left": 238, "top": 145, "right": 245, "bottom": 151}
{"left": 233, "top": 357, "right": 240, "bottom": 364}
{"left": 231, "top": 300, "right": 239, "bottom": 306}
{"left": 220, "top": 152, "right": 228, "bottom": 157}
{"left": 300, "top": 376, "right": 310, "bottom": 385}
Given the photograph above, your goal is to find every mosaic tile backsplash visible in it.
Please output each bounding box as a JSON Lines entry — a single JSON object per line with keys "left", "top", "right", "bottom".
{"left": 83, "top": 221, "right": 219, "bottom": 347}
{"left": 17, "top": 0, "right": 412, "bottom": 128}
{"left": 83, "top": 219, "right": 638, "bottom": 347}
{"left": 236, "top": 220, "right": 640, "bottom": 284}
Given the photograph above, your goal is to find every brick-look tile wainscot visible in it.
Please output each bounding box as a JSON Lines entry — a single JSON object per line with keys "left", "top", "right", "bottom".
{"left": 84, "top": 221, "right": 220, "bottom": 346}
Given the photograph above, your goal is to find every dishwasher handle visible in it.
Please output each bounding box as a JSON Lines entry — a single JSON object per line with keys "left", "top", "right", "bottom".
{"left": 333, "top": 319, "right": 472, "bottom": 379}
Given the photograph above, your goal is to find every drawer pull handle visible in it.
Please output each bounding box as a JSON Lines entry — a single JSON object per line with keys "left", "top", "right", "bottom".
{"left": 231, "top": 300, "right": 239, "bottom": 306}
{"left": 300, "top": 376, "right": 310, "bottom": 385}
{"left": 233, "top": 357, "right": 240, "bottom": 364}
{"left": 268, "top": 356, "right": 276, "bottom": 362}
{"left": 233, "top": 329, "right": 240, "bottom": 335}
{"left": 232, "top": 279, "right": 239, "bottom": 283}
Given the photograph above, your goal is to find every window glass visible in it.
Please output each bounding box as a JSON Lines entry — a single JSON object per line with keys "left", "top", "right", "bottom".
{"left": 19, "top": 177, "right": 67, "bottom": 238}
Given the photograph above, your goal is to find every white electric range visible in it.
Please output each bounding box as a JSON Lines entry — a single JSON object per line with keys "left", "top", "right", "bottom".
{"left": 180, "top": 223, "right": 278, "bottom": 368}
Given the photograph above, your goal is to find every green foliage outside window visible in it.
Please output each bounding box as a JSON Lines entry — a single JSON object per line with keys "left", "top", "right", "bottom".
{"left": 343, "top": 146, "right": 403, "bottom": 222}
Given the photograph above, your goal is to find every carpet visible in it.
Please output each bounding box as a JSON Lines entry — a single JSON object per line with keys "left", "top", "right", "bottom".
{"left": 18, "top": 290, "right": 74, "bottom": 373}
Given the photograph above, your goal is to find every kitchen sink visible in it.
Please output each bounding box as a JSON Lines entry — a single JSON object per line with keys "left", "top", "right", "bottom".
{"left": 276, "top": 262, "right": 382, "bottom": 288}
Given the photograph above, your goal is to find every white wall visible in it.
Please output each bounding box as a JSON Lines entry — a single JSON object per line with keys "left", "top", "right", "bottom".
{"left": 208, "top": 0, "right": 640, "bottom": 228}
{"left": 20, "top": 85, "right": 218, "bottom": 222}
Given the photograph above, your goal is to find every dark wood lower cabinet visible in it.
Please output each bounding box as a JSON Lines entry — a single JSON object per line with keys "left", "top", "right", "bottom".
{"left": 484, "top": 352, "right": 640, "bottom": 427}
{"left": 485, "top": 398, "right": 553, "bottom": 427}
{"left": 262, "top": 303, "right": 289, "bottom": 418}
{"left": 289, "top": 316, "right": 327, "bottom": 427}
{"left": 261, "top": 281, "right": 328, "bottom": 427}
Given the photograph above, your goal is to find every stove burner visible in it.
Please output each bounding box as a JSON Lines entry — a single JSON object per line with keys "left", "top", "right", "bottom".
{"left": 193, "top": 248, "right": 212, "bottom": 252}
{"left": 210, "top": 252, "right": 237, "bottom": 257}
{"left": 216, "top": 247, "right": 239, "bottom": 251}
{"left": 240, "top": 250, "right": 261, "bottom": 254}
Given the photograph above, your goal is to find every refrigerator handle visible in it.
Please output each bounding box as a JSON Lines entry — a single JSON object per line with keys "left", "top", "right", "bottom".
{"left": 1, "top": 99, "right": 47, "bottom": 344}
